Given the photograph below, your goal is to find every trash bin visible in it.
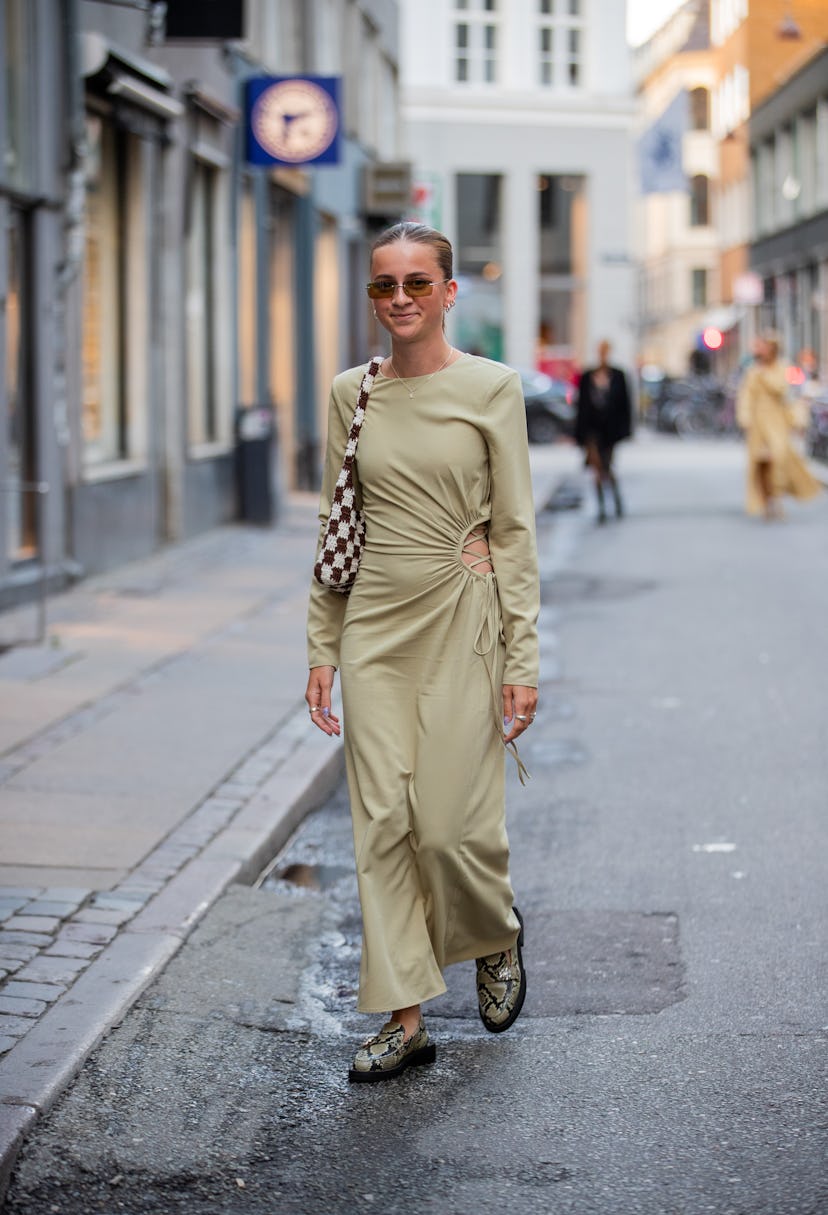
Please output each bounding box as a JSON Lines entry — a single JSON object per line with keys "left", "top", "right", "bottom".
{"left": 234, "top": 405, "right": 275, "bottom": 524}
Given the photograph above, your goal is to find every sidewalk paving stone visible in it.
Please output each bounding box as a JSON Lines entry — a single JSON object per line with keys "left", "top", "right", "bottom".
{"left": 43, "top": 941, "right": 102, "bottom": 960}
{"left": 0, "top": 996, "right": 47, "bottom": 1018}
{"left": 71, "top": 908, "right": 136, "bottom": 928}
{"left": 21, "top": 900, "right": 86, "bottom": 918}
{"left": 89, "top": 893, "right": 149, "bottom": 912}
{"left": 2, "top": 982, "right": 66, "bottom": 1003}
{"left": 13, "top": 957, "right": 90, "bottom": 985}
{"left": 1, "top": 916, "right": 61, "bottom": 934}
{"left": 0, "top": 944, "right": 37, "bottom": 961}
{"left": 34, "top": 887, "right": 91, "bottom": 903}
{"left": 0, "top": 1016, "right": 35, "bottom": 1037}
{"left": 0, "top": 961, "right": 23, "bottom": 976}
{"left": 58, "top": 923, "right": 118, "bottom": 946}
{"left": 0, "top": 932, "right": 53, "bottom": 949}
{"left": 109, "top": 883, "right": 163, "bottom": 899}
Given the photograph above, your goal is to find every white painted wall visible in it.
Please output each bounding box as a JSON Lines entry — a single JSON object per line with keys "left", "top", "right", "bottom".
{"left": 399, "top": 0, "right": 637, "bottom": 371}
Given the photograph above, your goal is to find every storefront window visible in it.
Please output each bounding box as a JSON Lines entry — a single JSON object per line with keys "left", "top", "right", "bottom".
{"left": 82, "top": 115, "right": 122, "bottom": 463}
{"left": 455, "top": 173, "right": 503, "bottom": 360}
{"left": 237, "top": 180, "right": 257, "bottom": 410}
{"left": 4, "top": 0, "right": 34, "bottom": 190}
{"left": 537, "top": 173, "right": 586, "bottom": 377}
{"left": 187, "top": 159, "right": 220, "bottom": 445}
{"left": 5, "top": 206, "right": 37, "bottom": 560}
{"left": 81, "top": 113, "right": 148, "bottom": 467}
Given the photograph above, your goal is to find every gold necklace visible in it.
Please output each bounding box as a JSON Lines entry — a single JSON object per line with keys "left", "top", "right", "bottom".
{"left": 388, "top": 348, "right": 454, "bottom": 398}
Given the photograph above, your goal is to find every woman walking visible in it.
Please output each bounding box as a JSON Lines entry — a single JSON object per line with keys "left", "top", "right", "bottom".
{"left": 736, "top": 331, "right": 822, "bottom": 519}
{"left": 574, "top": 340, "right": 632, "bottom": 523}
{"left": 305, "top": 222, "right": 539, "bottom": 1082}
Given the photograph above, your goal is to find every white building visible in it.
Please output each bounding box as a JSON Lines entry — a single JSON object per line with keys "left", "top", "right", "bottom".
{"left": 399, "top": 0, "right": 636, "bottom": 376}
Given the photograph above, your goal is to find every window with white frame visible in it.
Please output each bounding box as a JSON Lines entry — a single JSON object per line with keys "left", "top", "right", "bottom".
{"left": 187, "top": 157, "right": 222, "bottom": 446}
{"left": 817, "top": 99, "right": 828, "bottom": 209}
{"left": 454, "top": 0, "right": 499, "bottom": 85}
{"left": 315, "top": 0, "right": 343, "bottom": 74}
{"left": 4, "top": 0, "right": 36, "bottom": 191}
{"left": 377, "top": 53, "right": 398, "bottom": 161}
{"left": 81, "top": 113, "right": 148, "bottom": 467}
{"left": 359, "top": 15, "right": 380, "bottom": 149}
{"left": 797, "top": 109, "right": 817, "bottom": 218}
{"left": 711, "top": 0, "right": 747, "bottom": 47}
{"left": 691, "top": 268, "right": 707, "bottom": 308}
{"left": 538, "top": 0, "right": 584, "bottom": 90}
{"left": 712, "top": 64, "right": 749, "bottom": 138}
{"left": 690, "top": 174, "right": 710, "bottom": 226}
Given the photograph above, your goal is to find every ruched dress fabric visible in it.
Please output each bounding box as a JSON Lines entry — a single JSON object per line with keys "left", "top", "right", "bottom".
{"left": 307, "top": 355, "right": 540, "bottom": 1014}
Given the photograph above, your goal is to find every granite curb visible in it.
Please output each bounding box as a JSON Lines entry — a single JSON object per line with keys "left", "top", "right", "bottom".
{"left": 0, "top": 716, "right": 344, "bottom": 1201}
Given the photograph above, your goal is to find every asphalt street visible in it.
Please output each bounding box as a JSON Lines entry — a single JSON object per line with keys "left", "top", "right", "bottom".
{"left": 4, "top": 436, "right": 827, "bottom": 1215}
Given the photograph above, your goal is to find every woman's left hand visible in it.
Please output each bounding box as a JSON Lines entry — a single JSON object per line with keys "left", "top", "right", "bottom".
{"left": 503, "top": 684, "right": 538, "bottom": 744}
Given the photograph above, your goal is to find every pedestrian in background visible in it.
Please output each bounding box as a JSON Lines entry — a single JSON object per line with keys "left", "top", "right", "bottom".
{"left": 305, "top": 222, "right": 539, "bottom": 1082}
{"left": 575, "top": 340, "right": 633, "bottom": 523}
{"left": 736, "top": 331, "right": 822, "bottom": 520}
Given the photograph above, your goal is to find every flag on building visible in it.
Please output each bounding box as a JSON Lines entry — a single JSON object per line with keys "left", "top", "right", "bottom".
{"left": 638, "top": 90, "right": 688, "bottom": 194}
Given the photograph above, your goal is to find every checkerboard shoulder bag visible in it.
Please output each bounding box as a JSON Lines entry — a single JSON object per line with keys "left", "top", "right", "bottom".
{"left": 313, "top": 356, "right": 383, "bottom": 595}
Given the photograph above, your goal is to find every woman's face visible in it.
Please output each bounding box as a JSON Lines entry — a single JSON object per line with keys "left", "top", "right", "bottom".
{"left": 369, "top": 240, "right": 456, "bottom": 346}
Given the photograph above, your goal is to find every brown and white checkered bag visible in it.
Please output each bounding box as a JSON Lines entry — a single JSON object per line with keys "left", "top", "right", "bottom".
{"left": 313, "top": 356, "right": 383, "bottom": 595}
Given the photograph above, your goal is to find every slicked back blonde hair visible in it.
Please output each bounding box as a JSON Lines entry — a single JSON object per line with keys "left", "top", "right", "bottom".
{"left": 370, "top": 222, "right": 453, "bottom": 281}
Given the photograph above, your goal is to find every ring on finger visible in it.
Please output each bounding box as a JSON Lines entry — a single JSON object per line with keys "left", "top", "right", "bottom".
{"left": 309, "top": 706, "right": 320, "bottom": 715}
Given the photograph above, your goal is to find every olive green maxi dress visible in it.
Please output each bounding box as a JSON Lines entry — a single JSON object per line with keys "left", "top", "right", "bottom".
{"left": 307, "top": 355, "right": 540, "bottom": 1014}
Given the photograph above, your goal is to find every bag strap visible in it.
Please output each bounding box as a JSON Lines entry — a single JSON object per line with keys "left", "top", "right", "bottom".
{"left": 340, "top": 356, "right": 383, "bottom": 470}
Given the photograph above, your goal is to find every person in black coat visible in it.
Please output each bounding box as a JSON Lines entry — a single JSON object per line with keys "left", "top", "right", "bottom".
{"left": 575, "top": 340, "right": 632, "bottom": 522}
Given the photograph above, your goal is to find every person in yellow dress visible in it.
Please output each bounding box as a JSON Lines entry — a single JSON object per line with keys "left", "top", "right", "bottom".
{"left": 736, "top": 331, "right": 822, "bottom": 519}
{"left": 305, "top": 223, "right": 540, "bottom": 1082}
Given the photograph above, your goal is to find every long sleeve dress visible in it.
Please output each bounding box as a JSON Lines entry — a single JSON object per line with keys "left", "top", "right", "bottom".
{"left": 736, "top": 362, "right": 821, "bottom": 515}
{"left": 307, "top": 354, "right": 540, "bottom": 1014}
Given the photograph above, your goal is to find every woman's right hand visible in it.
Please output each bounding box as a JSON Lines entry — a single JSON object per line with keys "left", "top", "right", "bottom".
{"left": 305, "top": 666, "right": 341, "bottom": 737}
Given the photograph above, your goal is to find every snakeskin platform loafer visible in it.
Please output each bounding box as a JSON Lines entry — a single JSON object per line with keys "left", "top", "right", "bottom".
{"left": 476, "top": 907, "right": 526, "bottom": 1033}
{"left": 348, "top": 1017, "right": 436, "bottom": 1083}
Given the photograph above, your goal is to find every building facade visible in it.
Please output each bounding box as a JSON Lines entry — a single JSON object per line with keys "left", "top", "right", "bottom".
{"left": 634, "top": 1, "right": 719, "bottom": 376}
{"left": 399, "top": 0, "right": 636, "bottom": 378}
{"left": 710, "top": 0, "right": 828, "bottom": 368}
{"left": 749, "top": 46, "right": 828, "bottom": 374}
{"left": 0, "top": 0, "right": 403, "bottom": 615}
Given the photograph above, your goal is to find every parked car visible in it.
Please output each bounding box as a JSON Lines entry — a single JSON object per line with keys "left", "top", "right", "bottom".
{"left": 519, "top": 370, "right": 576, "bottom": 443}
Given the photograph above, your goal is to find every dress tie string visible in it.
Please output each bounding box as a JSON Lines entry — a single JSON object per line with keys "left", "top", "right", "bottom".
{"left": 473, "top": 574, "right": 530, "bottom": 786}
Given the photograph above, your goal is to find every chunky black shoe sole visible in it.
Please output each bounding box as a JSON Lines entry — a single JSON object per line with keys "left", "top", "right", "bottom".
{"left": 348, "top": 1041, "right": 436, "bottom": 1083}
{"left": 480, "top": 905, "right": 527, "bottom": 1034}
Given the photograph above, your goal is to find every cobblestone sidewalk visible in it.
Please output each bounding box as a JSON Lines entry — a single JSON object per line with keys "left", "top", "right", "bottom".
{"left": 0, "top": 711, "right": 326, "bottom": 1058}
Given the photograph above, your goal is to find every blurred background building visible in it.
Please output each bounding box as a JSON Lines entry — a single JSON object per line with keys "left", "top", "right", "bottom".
{"left": 634, "top": 0, "right": 828, "bottom": 388}
{"left": 400, "top": 0, "right": 637, "bottom": 378}
{"left": 0, "top": 0, "right": 404, "bottom": 609}
{"left": 1, "top": 0, "right": 827, "bottom": 619}
{"left": 634, "top": 1, "right": 719, "bottom": 377}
